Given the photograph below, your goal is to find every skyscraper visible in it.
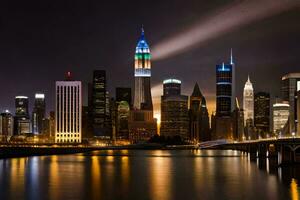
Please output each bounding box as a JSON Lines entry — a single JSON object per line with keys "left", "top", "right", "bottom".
{"left": 32, "top": 93, "right": 46, "bottom": 134}
{"left": 273, "top": 102, "right": 289, "bottom": 135}
{"left": 14, "top": 96, "right": 30, "bottom": 135}
{"left": 243, "top": 76, "right": 254, "bottom": 125}
{"left": 189, "top": 83, "right": 210, "bottom": 142}
{"left": 254, "top": 92, "right": 270, "bottom": 138}
{"left": 129, "top": 27, "right": 156, "bottom": 143}
{"left": 133, "top": 27, "right": 153, "bottom": 110}
{"left": 116, "top": 88, "right": 131, "bottom": 139}
{"left": 89, "top": 70, "right": 111, "bottom": 138}
{"left": 160, "top": 79, "right": 189, "bottom": 140}
{"left": 0, "top": 110, "right": 14, "bottom": 141}
{"left": 55, "top": 72, "right": 82, "bottom": 143}
{"left": 281, "top": 73, "right": 300, "bottom": 134}
{"left": 216, "top": 62, "right": 234, "bottom": 117}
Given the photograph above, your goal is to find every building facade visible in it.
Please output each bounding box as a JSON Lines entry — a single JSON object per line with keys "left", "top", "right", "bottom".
{"left": 89, "top": 70, "right": 111, "bottom": 138}
{"left": 160, "top": 79, "right": 189, "bottom": 140}
{"left": 273, "top": 102, "right": 290, "bottom": 135}
{"left": 0, "top": 111, "right": 14, "bottom": 140}
{"left": 14, "top": 96, "right": 30, "bottom": 135}
{"left": 254, "top": 92, "right": 270, "bottom": 138}
{"left": 281, "top": 73, "right": 300, "bottom": 135}
{"left": 55, "top": 74, "right": 82, "bottom": 143}
{"left": 189, "top": 83, "right": 210, "bottom": 142}
{"left": 243, "top": 76, "right": 254, "bottom": 125}
{"left": 32, "top": 93, "right": 46, "bottom": 134}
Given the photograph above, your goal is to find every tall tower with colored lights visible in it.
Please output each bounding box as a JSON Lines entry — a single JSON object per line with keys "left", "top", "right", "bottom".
{"left": 133, "top": 27, "right": 153, "bottom": 110}
{"left": 129, "top": 27, "right": 157, "bottom": 143}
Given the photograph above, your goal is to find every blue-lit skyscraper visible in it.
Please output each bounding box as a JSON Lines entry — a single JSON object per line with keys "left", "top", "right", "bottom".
{"left": 216, "top": 63, "right": 233, "bottom": 117}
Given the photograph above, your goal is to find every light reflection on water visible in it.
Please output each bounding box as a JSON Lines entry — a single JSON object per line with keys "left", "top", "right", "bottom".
{"left": 0, "top": 150, "right": 298, "bottom": 200}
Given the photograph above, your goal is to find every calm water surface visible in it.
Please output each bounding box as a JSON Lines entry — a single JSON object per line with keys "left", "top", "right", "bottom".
{"left": 0, "top": 150, "right": 299, "bottom": 200}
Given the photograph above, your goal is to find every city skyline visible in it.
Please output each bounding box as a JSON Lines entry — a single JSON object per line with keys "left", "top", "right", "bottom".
{"left": 0, "top": 1, "right": 299, "bottom": 117}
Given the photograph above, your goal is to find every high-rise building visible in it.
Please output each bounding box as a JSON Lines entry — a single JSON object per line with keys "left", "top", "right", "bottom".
{"left": 89, "top": 70, "right": 111, "bottom": 138}
{"left": 14, "top": 96, "right": 30, "bottom": 135}
{"left": 216, "top": 51, "right": 235, "bottom": 116}
{"left": 116, "top": 88, "right": 131, "bottom": 139}
{"left": 281, "top": 73, "right": 300, "bottom": 134}
{"left": 273, "top": 102, "right": 290, "bottom": 135}
{"left": 243, "top": 76, "right": 254, "bottom": 125}
{"left": 189, "top": 83, "right": 210, "bottom": 142}
{"left": 32, "top": 93, "right": 46, "bottom": 134}
{"left": 133, "top": 28, "right": 153, "bottom": 110}
{"left": 129, "top": 27, "right": 156, "bottom": 143}
{"left": 55, "top": 73, "right": 82, "bottom": 143}
{"left": 0, "top": 110, "right": 14, "bottom": 141}
{"left": 160, "top": 79, "right": 189, "bottom": 140}
{"left": 254, "top": 92, "right": 270, "bottom": 138}
{"left": 213, "top": 50, "right": 235, "bottom": 140}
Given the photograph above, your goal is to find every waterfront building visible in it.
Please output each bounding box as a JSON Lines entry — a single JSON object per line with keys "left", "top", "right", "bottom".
{"left": 254, "top": 92, "right": 270, "bottom": 138}
{"left": 32, "top": 93, "right": 46, "bottom": 134}
{"left": 55, "top": 72, "right": 82, "bottom": 143}
{"left": 243, "top": 76, "right": 254, "bottom": 125}
{"left": 0, "top": 110, "right": 14, "bottom": 141}
{"left": 214, "top": 50, "right": 235, "bottom": 140}
{"left": 189, "top": 83, "right": 210, "bottom": 142}
{"left": 14, "top": 96, "right": 30, "bottom": 135}
{"left": 89, "top": 70, "right": 111, "bottom": 138}
{"left": 160, "top": 79, "right": 189, "bottom": 140}
{"left": 273, "top": 102, "right": 290, "bottom": 136}
{"left": 281, "top": 73, "right": 300, "bottom": 135}
{"left": 129, "top": 27, "right": 157, "bottom": 143}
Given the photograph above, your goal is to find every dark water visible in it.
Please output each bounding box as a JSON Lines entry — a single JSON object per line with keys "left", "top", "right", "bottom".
{"left": 0, "top": 150, "right": 299, "bottom": 200}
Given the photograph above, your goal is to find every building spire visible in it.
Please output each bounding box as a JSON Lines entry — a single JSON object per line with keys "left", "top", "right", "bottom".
{"left": 141, "top": 24, "right": 145, "bottom": 38}
{"left": 230, "top": 48, "right": 233, "bottom": 65}
{"left": 247, "top": 75, "right": 250, "bottom": 82}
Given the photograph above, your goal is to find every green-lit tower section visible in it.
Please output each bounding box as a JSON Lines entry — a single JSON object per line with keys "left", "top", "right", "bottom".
{"left": 133, "top": 28, "right": 153, "bottom": 111}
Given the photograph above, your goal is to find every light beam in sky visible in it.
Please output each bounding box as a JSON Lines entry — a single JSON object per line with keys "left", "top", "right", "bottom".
{"left": 152, "top": 0, "right": 300, "bottom": 61}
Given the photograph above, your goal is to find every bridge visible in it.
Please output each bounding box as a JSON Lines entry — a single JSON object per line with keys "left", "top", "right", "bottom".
{"left": 208, "top": 137, "right": 300, "bottom": 165}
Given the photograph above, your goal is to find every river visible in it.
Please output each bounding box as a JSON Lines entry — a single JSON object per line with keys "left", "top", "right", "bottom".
{"left": 0, "top": 150, "right": 298, "bottom": 200}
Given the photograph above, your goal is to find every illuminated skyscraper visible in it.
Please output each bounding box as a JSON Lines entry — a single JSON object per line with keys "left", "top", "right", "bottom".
{"left": 129, "top": 27, "right": 156, "bottom": 143}
{"left": 32, "top": 93, "right": 46, "bottom": 134}
{"left": 213, "top": 50, "right": 236, "bottom": 140}
{"left": 216, "top": 49, "right": 235, "bottom": 116}
{"left": 55, "top": 73, "right": 82, "bottom": 143}
{"left": 273, "top": 102, "right": 289, "bottom": 135}
{"left": 160, "top": 79, "right": 189, "bottom": 140}
{"left": 133, "top": 27, "right": 153, "bottom": 110}
{"left": 243, "top": 76, "right": 254, "bottom": 125}
{"left": 14, "top": 96, "right": 30, "bottom": 135}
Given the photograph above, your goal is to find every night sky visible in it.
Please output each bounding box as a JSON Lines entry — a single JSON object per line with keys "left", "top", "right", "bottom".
{"left": 0, "top": 0, "right": 299, "bottom": 116}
